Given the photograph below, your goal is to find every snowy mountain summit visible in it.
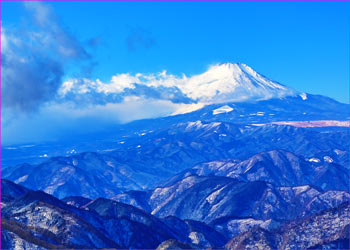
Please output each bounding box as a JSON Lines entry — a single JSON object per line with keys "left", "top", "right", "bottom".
{"left": 186, "top": 63, "right": 299, "bottom": 103}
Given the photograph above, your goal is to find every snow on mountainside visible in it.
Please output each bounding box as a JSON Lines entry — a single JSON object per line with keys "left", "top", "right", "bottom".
{"left": 258, "top": 120, "right": 349, "bottom": 128}
{"left": 212, "top": 105, "right": 234, "bottom": 115}
{"left": 182, "top": 63, "right": 298, "bottom": 103}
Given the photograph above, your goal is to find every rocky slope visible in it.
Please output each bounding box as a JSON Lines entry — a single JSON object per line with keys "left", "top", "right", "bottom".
{"left": 114, "top": 173, "right": 348, "bottom": 239}
{"left": 149, "top": 176, "right": 348, "bottom": 223}
{"left": 156, "top": 239, "right": 194, "bottom": 249}
{"left": 225, "top": 202, "right": 349, "bottom": 249}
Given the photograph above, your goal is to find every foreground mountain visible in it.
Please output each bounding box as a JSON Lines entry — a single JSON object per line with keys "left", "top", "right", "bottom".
{"left": 1, "top": 179, "right": 226, "bottom": 249}
{"left": 156, "top": 239, "right": 194, "bottom": 249}
{"left": 2, "top": 190, "right": 121, "bottom": 249}
{"left": 225, "top": 202, "right": 349, "bottom": 249}
{"left": 162, "top": 216, "right": 227, "bottom": 247}
{"left": 2, "top": 179, "right": 348, "bottom": 250}
{"left": 1, "top": 179, "right": 30, "bottom": 204}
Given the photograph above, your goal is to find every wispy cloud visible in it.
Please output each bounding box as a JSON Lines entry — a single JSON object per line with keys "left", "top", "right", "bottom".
{"left": 23, "top": 1, "right": 90, "bottom": 60}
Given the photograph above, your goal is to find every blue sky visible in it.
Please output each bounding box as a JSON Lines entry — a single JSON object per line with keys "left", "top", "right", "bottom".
{"left": 3, "top": 1, "right": 349, "bottom": 101}
{"left": 1, "top": 1, "right": 349, "bottom": 144}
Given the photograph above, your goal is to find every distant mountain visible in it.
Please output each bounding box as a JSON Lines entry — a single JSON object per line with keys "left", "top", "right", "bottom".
{"left": 165, "top": 150, "right": 349, "bottom": 191}
{"left": 113, "top": 173, "right": 348, "bottom": 238}
{"left": 112, "top": 190, "right": 152, "bottom": 212}
{"left": 171, "top": 62, "right": 299, "bottom": 103}
{"left": 1, "top": 152, "right": 161, "bottom": 199}
{"left": 2, "top": 123, "right": 348, "bottom": 199}
{"left": 2, "top": 95, "right": 348, "bottom": 168}
{"left": 123, "top": 93, "right": 348, "bottom": 137}
{"left": 148, "top": 176, "right": 348, "bottom": 223}
{"left": 2, "top": 96, "right": 348, "bottom": 175}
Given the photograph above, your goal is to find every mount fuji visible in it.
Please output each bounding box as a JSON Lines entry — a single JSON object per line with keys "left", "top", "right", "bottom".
{"left": 177, "top": 62, "right": 299, "bottom": 104}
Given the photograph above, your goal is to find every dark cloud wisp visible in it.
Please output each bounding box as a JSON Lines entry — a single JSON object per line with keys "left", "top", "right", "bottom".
{"left": 2, "top": 52, "right": 63, "bottom": 112}
{"left": 1, "top": 1, "right": 91, "bottom": 113}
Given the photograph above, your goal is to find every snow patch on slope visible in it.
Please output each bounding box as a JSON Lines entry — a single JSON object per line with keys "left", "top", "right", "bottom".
{"left": 213, "top": 105, "right": 234, "bottom": 115}
{"left": 300, "top": 93, "right": 308, "bottom": 100}
{"left": 308, "top": 158, "right": 320, "bottom": 163}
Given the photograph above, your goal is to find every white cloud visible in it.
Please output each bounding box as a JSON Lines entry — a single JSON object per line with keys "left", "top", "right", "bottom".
{"left": 108, "top": 74, "right": 138, "bottom": 92}
{"left": 2, "top": 97, "right": 198, "bottom": 144}
{"left": 23, "top": 1, "right": 89, "bottom": 59}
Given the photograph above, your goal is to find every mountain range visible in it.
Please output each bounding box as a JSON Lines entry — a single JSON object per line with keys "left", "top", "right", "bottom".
{"left": 2, "top": 124, "right": 348, "bottom": 199}
{"left": 1, "top": 63, "right": 349, "bottom": 249}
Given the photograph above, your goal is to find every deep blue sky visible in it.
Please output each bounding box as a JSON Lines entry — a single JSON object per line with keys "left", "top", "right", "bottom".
{"left": 2, "top": 1, "right": 349, "bottom": 103}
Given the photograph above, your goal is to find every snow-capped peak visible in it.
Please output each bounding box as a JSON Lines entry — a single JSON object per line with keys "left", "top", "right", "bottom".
{"left": 183, "top": 63, "right": 298, "bottom": 103}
